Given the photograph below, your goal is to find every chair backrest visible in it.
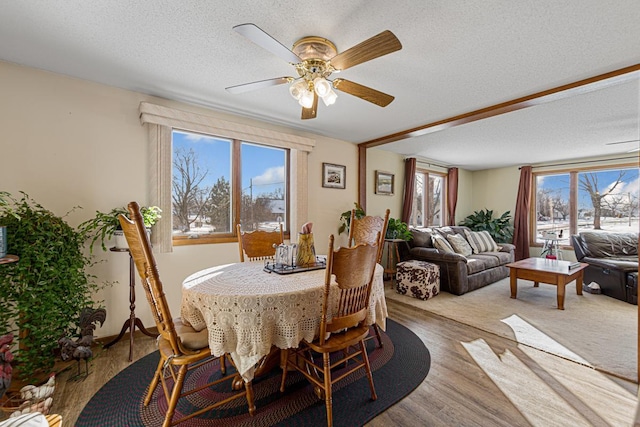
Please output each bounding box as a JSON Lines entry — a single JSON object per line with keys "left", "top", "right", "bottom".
{"left": 119, "top": 201, "right": 189, "bottom": 355}
{"left": 318, "top": 234, "right": 379, "bottom": 345}
{"left": 237, "top": 223, "right": 284, "bottom": 262}
{"left": 348, "top": 208, "right": 390, "bottom": 263}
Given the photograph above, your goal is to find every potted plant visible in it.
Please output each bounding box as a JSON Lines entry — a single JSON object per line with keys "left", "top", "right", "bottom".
{"left": 0, "top": 192, "right": 102, "bottom": 383}
{"left": 385, "top": 218, "right": 412, "bottom": 241}
{"left": 459, "top": 209, "right": 514, "bottom": 243}
{"left": 338, "top": 202, "right": 365, "bottom": 235}
{"left": 80, "top": 205, "right": 161, "bottom": 252}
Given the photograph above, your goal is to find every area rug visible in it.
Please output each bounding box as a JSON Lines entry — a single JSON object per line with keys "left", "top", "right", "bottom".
{"left": 76, "top": 319, "right": 430, "bottom": 426}
{"left": 386, "top": 277, "right": 637, "bottom": 382}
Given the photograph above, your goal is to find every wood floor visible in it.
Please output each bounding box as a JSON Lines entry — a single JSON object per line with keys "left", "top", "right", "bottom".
{"left": 28, "top": 298, "right": 640, "bottom": 426}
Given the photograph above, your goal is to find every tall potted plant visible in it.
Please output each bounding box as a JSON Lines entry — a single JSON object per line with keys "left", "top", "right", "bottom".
{"left": 459, "top": 209, "right": 514, "bottom": 243}
{"left": 0, "top": 192, "right": 102, "bottom": 382}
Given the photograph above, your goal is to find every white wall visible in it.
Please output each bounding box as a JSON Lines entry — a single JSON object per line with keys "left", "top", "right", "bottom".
{"left": 0, "top": 60, "right": 365, "bottom": 337}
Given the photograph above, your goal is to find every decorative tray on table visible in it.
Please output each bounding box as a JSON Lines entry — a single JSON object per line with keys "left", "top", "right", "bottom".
{"left": 264, "top": 257, "right": 326, "bottom": 275}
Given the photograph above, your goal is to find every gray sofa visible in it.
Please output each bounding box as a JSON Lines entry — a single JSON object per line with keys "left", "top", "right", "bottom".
{"left": 571, "top": 231, "right": 638, "bottom": 304}
{"left": 399, "top": 226, "right": 515, "bottom": 295}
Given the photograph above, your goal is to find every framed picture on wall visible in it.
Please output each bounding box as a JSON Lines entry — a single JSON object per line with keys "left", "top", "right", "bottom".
{"left": 375, "top": 171, "right": 394, "bottom": 195}
{"left": 322, "top": 163, "right": 346, "bottom": 189}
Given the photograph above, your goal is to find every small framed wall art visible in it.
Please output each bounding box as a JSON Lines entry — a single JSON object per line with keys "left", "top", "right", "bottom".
{"left": 375, "top": 171, "right": 394, "bottom": 195}
{"left": 322, "top": 163, "right": 346, "bottom": 189}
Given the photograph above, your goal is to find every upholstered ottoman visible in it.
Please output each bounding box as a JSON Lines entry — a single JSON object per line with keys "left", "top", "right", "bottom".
{"left": 396, "top": 260, "right": 440, "bottom": 300}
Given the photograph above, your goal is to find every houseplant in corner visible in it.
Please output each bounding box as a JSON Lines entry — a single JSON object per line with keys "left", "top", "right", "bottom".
{"left": 80, "top": 205, "right": 162, "bottom": 252}
{"left": 0, "top": 192, "right": 102, "bottom": 383}
{"left": 459, "top": 208, "right": 514, "bottom": 243}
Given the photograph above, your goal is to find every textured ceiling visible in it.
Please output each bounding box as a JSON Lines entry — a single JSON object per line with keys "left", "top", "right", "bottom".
{"left": 0, "top": 1, "right": 638, "bottom": 170}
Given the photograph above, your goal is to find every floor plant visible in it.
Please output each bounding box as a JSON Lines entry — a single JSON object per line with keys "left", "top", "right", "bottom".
{"left": 0, "top": 192, "right": 102, "bottom": 382}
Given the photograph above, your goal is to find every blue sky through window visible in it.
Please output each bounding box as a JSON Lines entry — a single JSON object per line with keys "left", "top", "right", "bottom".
{"left": 173, "top": 130, "right": 285, "bottom": 198}
{"left": 538, "top": 168, "right": 639, "bottom": 210}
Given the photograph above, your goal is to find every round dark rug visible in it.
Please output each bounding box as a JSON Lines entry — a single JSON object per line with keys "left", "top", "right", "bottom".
{"left": 77, "top": 319, "right": 430, "bottom": 426}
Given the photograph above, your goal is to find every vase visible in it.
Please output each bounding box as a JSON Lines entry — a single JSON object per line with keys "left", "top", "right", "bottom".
{"left": 296, "top": 233, "right": 316, "bottom": 267}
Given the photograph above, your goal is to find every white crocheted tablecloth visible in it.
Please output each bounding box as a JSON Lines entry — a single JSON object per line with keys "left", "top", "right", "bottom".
{"left": 180, "top": 261, "right": 387, "bottom": 381}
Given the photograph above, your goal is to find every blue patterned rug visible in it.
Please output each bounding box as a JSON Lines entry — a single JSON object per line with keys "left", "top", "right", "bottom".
{"left": 77, "top": 319, "right": 430, "bottom": 426}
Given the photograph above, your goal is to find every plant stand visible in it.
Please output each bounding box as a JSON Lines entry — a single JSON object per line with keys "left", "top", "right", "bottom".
{"left": 103, "top": 248, "right": 158, "bottom": 361}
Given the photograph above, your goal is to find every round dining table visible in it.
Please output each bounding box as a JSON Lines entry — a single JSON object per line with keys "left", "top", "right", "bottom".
{"left": 180, "top": 260, "right": 387, "bottom": 382}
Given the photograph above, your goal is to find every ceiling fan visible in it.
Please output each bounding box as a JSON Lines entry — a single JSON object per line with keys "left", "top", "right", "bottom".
{"left": 225, "top": 23, "right": 402, "bottom": 120}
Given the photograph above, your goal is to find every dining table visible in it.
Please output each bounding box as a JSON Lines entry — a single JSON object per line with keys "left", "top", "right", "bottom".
{"left": 180, "top": 259, "right": 387, "bottom": 383}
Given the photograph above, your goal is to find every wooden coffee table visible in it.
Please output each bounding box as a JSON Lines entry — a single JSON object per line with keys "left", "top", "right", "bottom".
{"left": 506, "top": 257, "right": 589, "bottom": 310}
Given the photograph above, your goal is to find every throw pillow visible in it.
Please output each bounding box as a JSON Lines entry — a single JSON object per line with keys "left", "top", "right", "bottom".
{"left": 446, "top": 233, "right": 473, "bottom": 256}
{"left": 431, "top": 233, "right": 454, "bottom": 254}
{"left": 464, "top": 230, "right": 499, "bottom": 253}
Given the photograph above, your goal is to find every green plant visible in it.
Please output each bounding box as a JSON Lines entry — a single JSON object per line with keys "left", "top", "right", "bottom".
{"left": 0, "top": 192, "right": 102, "bottom": 382}
{"left": 338, "top": 202, "right": 365, "bottom": 235}
{"left": 385, "top": 218, "right": 412, "bottom": 241}
{"left": 459, "top": 209, "right": 514, "bottom": 243}
{"left": 80, "top": 205, "right": 161, "bottom": 252}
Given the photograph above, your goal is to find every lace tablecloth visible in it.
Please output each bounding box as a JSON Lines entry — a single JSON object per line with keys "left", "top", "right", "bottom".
{"left": 180, "top": 261, "right": 387, "bottom": 381}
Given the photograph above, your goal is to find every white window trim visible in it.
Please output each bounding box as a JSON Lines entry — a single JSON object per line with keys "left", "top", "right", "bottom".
{"left": 139, "top": 102, "right": 315, "bottom": 252}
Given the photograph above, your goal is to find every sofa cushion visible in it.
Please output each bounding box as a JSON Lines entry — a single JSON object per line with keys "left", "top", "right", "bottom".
{"left": 581, "top": 232, "right": 638, "bottom": 258}
{"left": 447, "top": 233, "right": 473, "bottom": 256}
{"left": 410, "top": 228, "right": 434, "bottom": 248}
{"left": 464, "top": 229, "right": 499, "bottom": 253}
{"left": 431, "top": 233, "right": 455, "bottom": 253}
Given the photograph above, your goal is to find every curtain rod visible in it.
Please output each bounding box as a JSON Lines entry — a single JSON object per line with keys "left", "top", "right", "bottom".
{"left": 411, "top": 157, "right": 449, "bottom": 169}
{"left": 520, "top": 155, "right": 639, "bottom": 170}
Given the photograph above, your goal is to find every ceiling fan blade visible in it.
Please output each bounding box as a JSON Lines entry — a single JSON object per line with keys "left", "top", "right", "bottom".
{"left": 330, "top": 30, "right": 402, "bottom": 71}
{"left": 233, "top": 23, "right": 301, "bottom": 64}
{"left": 301, "top": 92, "right": 318, "bottom": 120}
{"left": 225, "top": 77, "right": 292, "bottom": 94}
{"left": 605, "top": 139, "right": 640, "bottom": 145}
{"left": 333, "top": 79, "right": 395, "bottom": 107}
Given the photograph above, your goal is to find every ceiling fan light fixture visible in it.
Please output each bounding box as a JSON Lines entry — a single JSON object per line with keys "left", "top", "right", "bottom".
{"left": 298, "top": 89, "right": 315, "bottom": 108}
{"left": 321, "top": 89, "right": 338, "bottom": 106}
{"left": 313, "top": 77, "right": 332, "bottom": 97}
{"left": 289, "top": 80, "right": 307, "bottom": 100}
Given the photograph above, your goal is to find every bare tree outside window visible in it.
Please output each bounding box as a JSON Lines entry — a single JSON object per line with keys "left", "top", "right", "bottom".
{"left": 579, "top": 171, "right": 626, "bottom": 230}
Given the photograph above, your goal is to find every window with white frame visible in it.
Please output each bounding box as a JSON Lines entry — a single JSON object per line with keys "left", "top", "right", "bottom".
{"left": 172, "top": 130, "right": 289, "bottom": 243}
{"left": 409, "top": 170, "right": 446, "bottom": 228}
{"left": 533, "top": 164, "right": 639, "bottom": 246}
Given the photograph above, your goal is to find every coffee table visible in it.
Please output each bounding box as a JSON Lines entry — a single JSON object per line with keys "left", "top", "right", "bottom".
{"left": 506, "top": 257, "right": 589, "bottom": 310}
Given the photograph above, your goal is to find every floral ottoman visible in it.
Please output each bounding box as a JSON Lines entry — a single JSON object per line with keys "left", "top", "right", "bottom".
{"left": 395, "top": 260, "right": 440, "bottom": 300}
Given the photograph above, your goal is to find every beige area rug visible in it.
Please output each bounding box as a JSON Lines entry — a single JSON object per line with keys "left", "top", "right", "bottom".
{"left": 386, "top": 277, "right": 638, "bottom": 382}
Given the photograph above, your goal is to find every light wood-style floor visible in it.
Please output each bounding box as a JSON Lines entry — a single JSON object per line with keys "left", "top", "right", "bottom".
{"left": 43, "top": 298, "right": 639, "bottom": 426}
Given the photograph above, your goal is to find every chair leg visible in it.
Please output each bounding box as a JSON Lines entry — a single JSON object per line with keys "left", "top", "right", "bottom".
{"left": 144, "top": 357, "right": 165, "bottom": 406}
{"left": 163, "top": 365, "right": 188, "bottom": 427}
{"left": 372, "top": 324, "right": 383, "bottom": 348}
{"left": 359, "top": 340, "right": 377, "bottom": 401}
{"left": 279, "top": 348, "right": 289, "bottom": 392}
{"left": 323, "top": 352, "right": 333, "bottom": 427}
{"left": 219, "top": 354, "right": 226, "bottom": 375}
{"left": 245, "top": 379, "right": 256, "bottom": 416}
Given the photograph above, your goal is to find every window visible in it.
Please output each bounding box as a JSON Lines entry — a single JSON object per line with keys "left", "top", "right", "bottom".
{"left": 533, "top": 165, "right": 639, "bottom": 246}
{"left": 139, "top": 102, "right": 314, "bottom": 252}
{"left": 409, "top": 170, "right": 445, "bottom": 228}
{"left": 172, "top": 129, "right": 288, "bottom": 243}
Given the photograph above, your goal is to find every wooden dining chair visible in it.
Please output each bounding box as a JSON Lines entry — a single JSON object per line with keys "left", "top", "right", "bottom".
{"left": 280, "top": 234, "right": 379, "bottom": 427}
{"left": 236, "top": 223, "right": 284, "bottom": 262}
{"left": 347, "top": 208, "right": 390, "bottom": 347}
{"left": 119, "top": 202, "right": 255, "bottom": 427}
